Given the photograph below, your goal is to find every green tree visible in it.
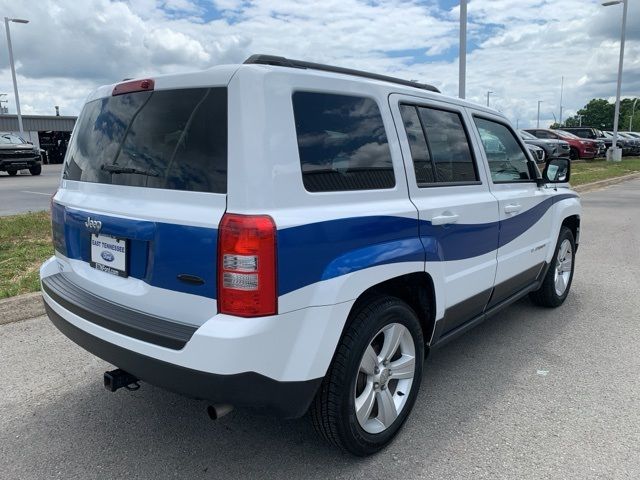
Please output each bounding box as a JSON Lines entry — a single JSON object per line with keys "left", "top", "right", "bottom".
{"left": 563, "top": 97, "right": 640, "bottom": 131}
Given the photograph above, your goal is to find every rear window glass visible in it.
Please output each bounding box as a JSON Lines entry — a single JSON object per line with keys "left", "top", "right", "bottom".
{"left": 292, "top": 92, "right": 395, "bottom": 192}
{"left": 400, "top": 104, "right": 478, "bottom": 185}
{"left": 63, "top": 88, "right": 227, "bottom": 193}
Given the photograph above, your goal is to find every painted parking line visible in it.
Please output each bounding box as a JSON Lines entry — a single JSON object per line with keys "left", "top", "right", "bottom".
{"left": 20, "top": 191, "right": 52, "bottom": 196}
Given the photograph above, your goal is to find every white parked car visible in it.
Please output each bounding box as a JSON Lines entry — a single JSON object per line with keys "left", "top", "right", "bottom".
{"left": 41, "top": 55, "right": 581, "bottom": 456}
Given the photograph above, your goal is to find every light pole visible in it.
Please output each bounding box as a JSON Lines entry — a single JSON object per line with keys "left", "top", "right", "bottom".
{"left": 486, "top": 91, "right": 494, "bottom": 107}
{"left": 577, "top": 114, "right": 584, "bottom": 126}
{"left": 4, "top": 17, "right": 29, "bottom": 135}
{"left": 559, "top": 76, "right": 564, "bottom": 126}
{"left": 537, "top": 100, "right": 543, "bottom": 128}
{"left": 629, "top": 98, "right": 638, "bottom": 131}
{"left": 459, "top": 0, "right": 467, "bottom": 99}
{"left": 602, "top": 0, "right": 627, "bottom": 162}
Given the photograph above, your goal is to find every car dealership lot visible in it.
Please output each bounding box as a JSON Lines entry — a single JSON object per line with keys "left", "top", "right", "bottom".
{"left": 1, "top": 179, "right": 639, "bottom": 479}
{"left": 0, "top": 164, "right": 62, "bottom": 216}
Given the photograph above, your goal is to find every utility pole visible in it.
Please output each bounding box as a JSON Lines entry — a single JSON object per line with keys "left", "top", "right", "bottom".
{"left": 458, "top": 0, "right": 467, "bottom": 99}
{"left": 4, "top": 17, "right": 30, "bottom": 134}
{"left": 559, "top": 76, "right": 564, "bottom": 126}
{"left": 602, "top": 0, "right": 628, "bottom": 161}
{"left": 486, "top": 91, "right": 493, "bottom": 107}
{"left": 537, "top": 100, "right": 543, "bottom": 128}
{"left": 629, "top": 98, "right": 638, "bottom": 131}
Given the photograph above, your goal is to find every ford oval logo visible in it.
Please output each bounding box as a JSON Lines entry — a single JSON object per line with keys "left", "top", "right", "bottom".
{"left": 101, "top": 251, "right": 114, "bottom": 262}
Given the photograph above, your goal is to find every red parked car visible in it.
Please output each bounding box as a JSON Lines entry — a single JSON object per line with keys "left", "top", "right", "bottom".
{"left": 525, "top": 128, "right": 598, "bottom": 160}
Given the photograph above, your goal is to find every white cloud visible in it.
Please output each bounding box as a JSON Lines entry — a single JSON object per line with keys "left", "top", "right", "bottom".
{"left": 0, "top": 0, "right": 637, "bottom": 128}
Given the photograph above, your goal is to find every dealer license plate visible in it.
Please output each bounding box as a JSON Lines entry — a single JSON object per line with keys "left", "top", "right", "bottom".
{"left": 90, "top": 234, "right": 128, "bottom": 277}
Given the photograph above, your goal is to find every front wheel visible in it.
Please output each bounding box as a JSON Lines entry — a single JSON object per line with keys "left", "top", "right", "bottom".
{"left": 6, "top": 169, "right": 18, "bottom": 176}
{"left": 29, "top": 164, "right": 42, "bottom": 176}
{"left": 530, "top": 226, "right": 575, "bottom": 307}
{"left": 311, "top": 296, "right": 424, "bottom": 456}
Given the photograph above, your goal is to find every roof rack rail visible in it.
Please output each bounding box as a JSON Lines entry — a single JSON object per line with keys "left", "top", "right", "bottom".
{"left": 243, "top": 54, "right": 440, "bottom": 93}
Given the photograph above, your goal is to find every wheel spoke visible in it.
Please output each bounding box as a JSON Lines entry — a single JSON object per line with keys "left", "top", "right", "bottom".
{"left": 555, "top": 272, "right": 566, "bottom": 293}
{"left": 359, "top": 345, "right": 378, "bottom": 375}
{"left": 379, "top": 324, "right": 402, "bottom": 362}
{"left": 389, "top": 355, "right": 415, "bottom": 380}
{"left": 355, "top": 383, "right": 376, "bottom": 425}
{"left": 375, "top": 388, "right": 398, "bottom": 428}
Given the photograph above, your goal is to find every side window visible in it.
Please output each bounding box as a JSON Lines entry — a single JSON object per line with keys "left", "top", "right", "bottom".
{"left": 292, "top": 92, "right": 395, "bottom": 192}
{"left": 399, "top": 105, "right": 435, "bottom": 183}
{"left": 474, "top": 117, "right": 532, "bottom": 183}
{"left": 399, "top": 104, "right": 478, "bottom": 186}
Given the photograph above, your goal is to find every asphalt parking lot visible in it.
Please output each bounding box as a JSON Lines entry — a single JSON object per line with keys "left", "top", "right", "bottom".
{"left": 0, "top": 164, "right": 62, "bottom": 216}
{"left": 1, "top": 179, "right": 639, "bottom": 479}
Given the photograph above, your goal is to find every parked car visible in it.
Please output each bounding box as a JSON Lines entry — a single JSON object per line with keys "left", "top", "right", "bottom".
{"left": 0, "top": 132, "right": 42, "bottom": 176}
{"left": 525, "top": 128, "right": 597, "bottom": 160}
{"left": 616, "top": 132, "right": 640, "bottom": 155}
{"left": 40, "top": 55, "right": 581, "bottom": 456}
{"left": 601, "top": 131, "right": 635, "bottom": 156}
{"left": 559, "top": 127, "right": 610, "bottom": 156}
{"left": 519, "top": 129, "right": 570, "bottom": 159}
{"left": 526, "top": 143, "right": 546, "bottom": 163}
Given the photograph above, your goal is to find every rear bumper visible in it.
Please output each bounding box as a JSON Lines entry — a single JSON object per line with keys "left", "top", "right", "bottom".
{"left": 44, "top": 302, "right": 320, "bottom": 418}
{"left": 40, "top": 257, "right": 352, "bottom": 418}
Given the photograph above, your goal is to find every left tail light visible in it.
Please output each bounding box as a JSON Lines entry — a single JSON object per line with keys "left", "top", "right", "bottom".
{"left": 217, "top": 213, "right": 277, "bottom": 317}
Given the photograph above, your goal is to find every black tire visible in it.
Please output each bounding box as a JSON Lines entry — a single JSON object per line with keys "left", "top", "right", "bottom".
{"left": 569, "top": 147, "right": 579, "bottom": 160}
{"left": 29, "top": 164, "right": 42, "bottom": 176}
{"left": 530, "top": 226, "right": 575, "bottom": 308}
{"left": 7, "top": 170, "right": 18, "bottom": 176}
{"left": 311, "top": 296, "right": 424, "bottom": 456}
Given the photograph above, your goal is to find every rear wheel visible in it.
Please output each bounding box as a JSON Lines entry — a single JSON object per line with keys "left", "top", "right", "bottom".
{"left": 29, "top": 164, "right": 42, "bottom": 176}
{"left": 6, "top": 169, "right": 17, "bottom": 176}
{"left": 530, "top": 226, "right": 575, "bottom": 307}
{"left": 311, "top": 296, "right": 424, "bottom": 456}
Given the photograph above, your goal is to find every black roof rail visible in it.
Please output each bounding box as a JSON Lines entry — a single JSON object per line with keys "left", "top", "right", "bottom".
{"left": 243, "top": 54, "right": 440, "bottom": 93}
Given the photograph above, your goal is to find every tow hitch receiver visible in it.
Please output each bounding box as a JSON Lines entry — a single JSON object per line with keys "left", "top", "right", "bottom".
{"left": 104, "top": 369, "right": 140, "bottom": 392}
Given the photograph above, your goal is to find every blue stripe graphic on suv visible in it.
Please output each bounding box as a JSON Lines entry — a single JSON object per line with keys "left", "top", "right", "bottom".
{"left": 277, "top": 194, "right": 577, "bottom": 295}
{"left": 52, "top": 203, "right": 218, "bottom": 299}
{"left": 54, "top": 193, "right": 577, "bottom": 298}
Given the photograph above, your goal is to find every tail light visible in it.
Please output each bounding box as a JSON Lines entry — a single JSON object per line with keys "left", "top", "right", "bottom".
{"left": 112, "top": 78, "right": 154, "bottom": 96}
{"left": 217, "top": 213, "right": 277, "bottom": 317}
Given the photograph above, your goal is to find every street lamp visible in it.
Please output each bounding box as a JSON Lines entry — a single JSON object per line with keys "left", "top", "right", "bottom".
{"left": 577, "top": 114, "right": 584, "bottom": 127}
{"left": 459, "top": 0, "right": 467, "bottom": 99}
{"left": 602, "top": 0, "right": 627, "bottom": 162}
{"left": 537, "top": 100, "right": 543, "bottom": 128}
{"left": 486, "top": 91, "right": 494, "bottom": 107}
{"left": 4, "top": 17, "right": 29, "bottom": 135}
{"left": 629, "top": 98, "right": 638, "bottom": 131}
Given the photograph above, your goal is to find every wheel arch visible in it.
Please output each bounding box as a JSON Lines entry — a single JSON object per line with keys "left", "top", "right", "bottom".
{"left": 341, "top": 272, "right": 437, "bottom": 356}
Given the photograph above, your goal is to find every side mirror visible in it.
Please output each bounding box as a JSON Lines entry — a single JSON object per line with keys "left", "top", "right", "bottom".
{"left": 543, "top": 158, "right": 570, "bottom": 183}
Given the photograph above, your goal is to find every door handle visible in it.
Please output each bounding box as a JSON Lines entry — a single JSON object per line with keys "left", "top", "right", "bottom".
{"left": 504, "top": 203, "right": 522, "bottom": 214}
{"left": 431, "top": 213, "right": 460, "bottom": 226}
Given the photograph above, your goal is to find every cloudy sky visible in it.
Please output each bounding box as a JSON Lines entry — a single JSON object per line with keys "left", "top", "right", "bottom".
{"left": 0, "top": 0, "right": 638, "bottom": 127}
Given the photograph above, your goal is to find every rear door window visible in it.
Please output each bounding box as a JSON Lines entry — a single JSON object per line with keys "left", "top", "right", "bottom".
{"left": 63, "top": 88, "right": 227, "bottom": 193}
{"left": 292, "top": 92, "right": 395, "bottom": 192}
{"left": 400, "top": 104, "right": 478, "bottom": 185}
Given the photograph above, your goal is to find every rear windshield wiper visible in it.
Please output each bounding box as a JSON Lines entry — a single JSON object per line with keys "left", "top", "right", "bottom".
{"left": 101, "top": 164, "right": 159, "bottom": 177}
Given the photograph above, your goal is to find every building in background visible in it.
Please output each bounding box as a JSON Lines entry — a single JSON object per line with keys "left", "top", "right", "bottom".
{"left": 0, "top": 114, "right": 76, "bottom": 164}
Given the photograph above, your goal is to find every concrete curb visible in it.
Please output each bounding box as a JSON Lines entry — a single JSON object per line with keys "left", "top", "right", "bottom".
{"left": 0, "top": 172, "right": 638, "bottom": 327}
{"left": 574, "top": 172, "right": 640, "bottom": 193}
{"left": 0, "top": 292, "right": 45, "bottom": 326}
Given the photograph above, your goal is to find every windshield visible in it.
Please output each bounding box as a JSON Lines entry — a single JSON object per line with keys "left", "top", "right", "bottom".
{"left": 63, "top": 87, "right": 228, "bottom": 193}
{"left": 0, "top": 133, "right": 27, "bottom": 144}
{"left": 519, "top": 130, "right": 537, "bottom": 140}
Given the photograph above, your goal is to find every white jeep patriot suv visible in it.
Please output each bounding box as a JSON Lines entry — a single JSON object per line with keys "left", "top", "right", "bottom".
{"left": 41, "top": 55, "right": 580, "bottom": 456}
